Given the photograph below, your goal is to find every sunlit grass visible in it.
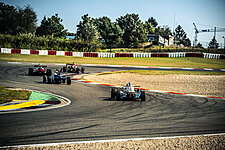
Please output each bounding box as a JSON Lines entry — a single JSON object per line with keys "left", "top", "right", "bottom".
{"left": 0, "top": 53, "right": 225, "bottom": 69}
{"left": 0, "top": 86, "right": 32, "bottom": 104}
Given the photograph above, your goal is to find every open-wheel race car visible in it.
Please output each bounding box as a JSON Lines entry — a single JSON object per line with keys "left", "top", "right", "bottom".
{"left": 61, "top": 63, "right": 85, "bottom": 73}
{"left": 28, "top": 65, "right": 52, "bottom": 76}
{"left": 111, "top": 82, "right": 146, "bottom": 101}
{"left": 43, "top": 70, "right": 71, "bottom": 85}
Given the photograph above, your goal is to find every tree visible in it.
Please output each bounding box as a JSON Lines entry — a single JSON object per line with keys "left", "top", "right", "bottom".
{"left": 16, "top": 5, "right": 37, "bottom": 34}
{"left": 196, "top": 42, "right": 203, "bottom": 48}
{"left": 174, "top": 25, "right": 191, "bottom": 46}
{"left": 147, "top": 17, "right": 158, "bottom": 28}
{"left": 116, "top": 13, "right": 146, "bottom": 47}
{"left": 144, "top": 21, "right": 155, "bottom": 34}
{"left": 0, "top": 3, "right": 37, "bottom": 35}
{"left": 208, "top": 37, "right": 219, "bottom": 49}
{"left": 95, "top": 16, "right": 123, "bottom": 48}
{"left": 76, "top": 14, "right": 99, "bottom": 42}
{"left": 36, "top": 14, "right": 67, "bottom": 38}
{"left": 155, "top": 25, "right": 172, "bottom": 37}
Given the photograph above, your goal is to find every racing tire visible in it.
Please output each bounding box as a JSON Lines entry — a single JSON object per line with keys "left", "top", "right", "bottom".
{"left": 28, "top": 68, "right": 33, "bottom": 75}
{"left": 75, "top": 68, "right": 79, "bottom": 73}
{"left": 43, "top": 75, "right": 47, "bottom": 83}
{"left": 67, "top": 77, "right": 71, "bottom": 85}
{"left": 47, "top": 76, "right": 51, "bottom": 84}
{"left": 81, "top": 67, "right": 85, "bottom": 73}
{"left": 111, "top": 88, "right": 116, "bottom": 99}
{"left": 46, "top": 69, "right": 52, "bottom": 76}
{"left": 62, "top": 79, "right": 66, "bottom": 83}
{"left": 63, "top": 67, "right": 66, "bottom": 72}
{"left": 116, "top": 89, "right": 121, "bottom": 101}
{"left": 141, "top": 91, "right": 146, "bottom": 101}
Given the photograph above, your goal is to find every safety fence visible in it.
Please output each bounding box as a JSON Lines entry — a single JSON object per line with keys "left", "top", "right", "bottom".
{"left": 0, "top": 48, "right": 224, "bottom": 59}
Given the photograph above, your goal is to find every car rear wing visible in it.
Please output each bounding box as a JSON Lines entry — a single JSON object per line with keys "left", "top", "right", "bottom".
{"left": 34, "top": 65, "right": 47, "bottom": 67}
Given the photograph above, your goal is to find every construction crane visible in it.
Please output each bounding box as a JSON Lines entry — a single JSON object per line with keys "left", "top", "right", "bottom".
{"left": 193, "top": 23, "right": 225, "bottom": 47}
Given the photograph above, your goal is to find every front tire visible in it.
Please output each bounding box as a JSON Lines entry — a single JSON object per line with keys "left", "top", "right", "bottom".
{"left": 67, "top": 77, "right": 71, "bottom": 85}
{"left": 28, "top": 68, "right": 33, "bottom": 75}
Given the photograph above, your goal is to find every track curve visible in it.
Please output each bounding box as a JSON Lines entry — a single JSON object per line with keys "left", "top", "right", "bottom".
{"left": 0, "top": 62, "right": 225, "bottom": 146}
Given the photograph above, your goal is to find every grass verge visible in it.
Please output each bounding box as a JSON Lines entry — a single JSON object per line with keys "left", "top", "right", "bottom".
{"left": 0, "top": 53, "right": 225, "bottom": 69}
{"left": 0, "top": 86, "right": 32, "bottom": 104}
{"left": 97, "top": 70, "right": 225, "bottom": 76}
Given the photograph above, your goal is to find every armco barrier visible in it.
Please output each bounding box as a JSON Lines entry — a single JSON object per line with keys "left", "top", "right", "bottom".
{"left": 48, "top": 51, "right": 56, "bottom": 55}
{"left": 30, "top": 50, "right": 39, "bottom": 55}
{"left": 83, "top": 52, "right": 98, "bottom": 57}
{"left": 65, "top": 51, "right": 73, "bottom": 56}
{"left": 11, "top": 49, "right": 21, "bottom": 54}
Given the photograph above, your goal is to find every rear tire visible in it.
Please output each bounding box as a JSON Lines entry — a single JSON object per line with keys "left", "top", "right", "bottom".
{"left": 141, "top": 91, "right": 146, "bottom": 101}
{"left": 28, "top": 68, "right": 33, "bottom": 75}
{"left": 47, "top": 76, "right": 51, "bottom": 84}
{"left": 43, "top": 76, "right": 47, "bottom": 83}
{"left": 81, "top": 67, "right": 85, "bottom": 73}
{"left": 116, "top": 89, "right": 121, "bottom": 100}
{"left": 46, "top": 69, "right": 52, "bottom": 76}
{"left": 67, "top": 77, "right": 71, "bottom": 85}
{"left": 111, "top": 88, "right": 116, "bottom": 99}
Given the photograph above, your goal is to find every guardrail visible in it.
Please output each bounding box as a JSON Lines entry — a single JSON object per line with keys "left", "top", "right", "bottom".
{"left": 0, "top": 48, "right": 224, "bottom": 59}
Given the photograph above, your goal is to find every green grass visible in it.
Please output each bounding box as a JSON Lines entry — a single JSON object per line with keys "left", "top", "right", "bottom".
{"left": 0, "top": 86, "right": 32, "bottom": 104}
{"left": 0, "top": 53, "right": 225, "bottom": 69}
{"left": 97, "top": 70, "right": 225, "bottom": 76}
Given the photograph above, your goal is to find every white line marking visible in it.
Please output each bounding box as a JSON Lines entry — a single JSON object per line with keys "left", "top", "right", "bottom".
{"left": 2, "top": 133, "right": 225, "bottom": 148}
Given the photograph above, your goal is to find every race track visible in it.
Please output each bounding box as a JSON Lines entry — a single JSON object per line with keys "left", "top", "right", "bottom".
{"left": 0, "top": 62, "right": 225, "bottom": 146}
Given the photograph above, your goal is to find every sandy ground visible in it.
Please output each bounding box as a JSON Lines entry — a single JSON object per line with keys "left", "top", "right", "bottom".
{"left": 85, "top": 73, "right": 225, "bottom": 98}
{"left": 6, "top": 135, "right": 225, "bottom": 150}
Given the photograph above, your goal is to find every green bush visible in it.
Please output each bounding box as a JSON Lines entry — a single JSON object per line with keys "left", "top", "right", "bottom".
{"left": 0, "top": 34, "right": 105, "bottom": 51}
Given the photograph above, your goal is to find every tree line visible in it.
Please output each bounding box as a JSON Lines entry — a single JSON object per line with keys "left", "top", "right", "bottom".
{"left": 0, "top": 2, "right": 194, "bottom": 51}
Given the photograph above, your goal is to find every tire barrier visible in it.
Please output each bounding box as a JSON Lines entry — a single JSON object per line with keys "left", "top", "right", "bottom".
{"left": 115, "top": 53, "right": 133, "bottom": 57}
{"left": 11, "top": 49, "right": 21, "bottom": 54}
{"left": 151, "top": 53, "right": 169, "bottom": 57}
{"left": 1, "top": 48, "right": 225, "bottom": 59}
{"left": 65, "top": 51, "right": 73, "bottom": 56}
{"left": 220, "top": 54, "right": 225, "bottom": 59}
{"left": 48, "top": 51, "right": 56, "bottom": 55}
{"left": 186, "top": 53, "right": 204, "bottom": 57}
{"left": 30, "top": 50, "right": 39, "bottom": 55}
{"left": 83, "top": 52, "right": 98, "bottom": 57}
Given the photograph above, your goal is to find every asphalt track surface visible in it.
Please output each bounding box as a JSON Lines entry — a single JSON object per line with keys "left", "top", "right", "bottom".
{"left": 0, "top": 62, "right": 225, "bottom": 146}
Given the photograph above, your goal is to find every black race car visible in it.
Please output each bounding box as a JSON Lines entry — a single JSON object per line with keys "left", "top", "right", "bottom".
{"left": 28, "top": 65, "right": 52, "bottom": 76}
{"left": 61, "top": 63, "right": 85, "bottom": 73}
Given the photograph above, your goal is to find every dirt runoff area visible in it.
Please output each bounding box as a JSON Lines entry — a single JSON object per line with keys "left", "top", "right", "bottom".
{"left": 85, "top": 73, "right": 225, "bottom": 98}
